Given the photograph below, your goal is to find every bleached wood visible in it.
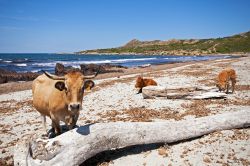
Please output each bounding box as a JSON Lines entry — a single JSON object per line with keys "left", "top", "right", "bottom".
{"left": 142, "top": 86, "right": 168, "bottom": 99}
{"left": 142, "top": 86, "right": 226, "bottom": 99}
{"left": 190, "top": 91, "right": 227, "bottom": 99}
{"left": 14, "top": 110, "right": 250, "bottom": 166}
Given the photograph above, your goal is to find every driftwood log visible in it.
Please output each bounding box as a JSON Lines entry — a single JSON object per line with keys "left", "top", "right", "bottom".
{"left": 142, "top": 86, "right": 227, "bottom": 99}
{"left": 14, "top": 110, "right": 250, "bottom": 166}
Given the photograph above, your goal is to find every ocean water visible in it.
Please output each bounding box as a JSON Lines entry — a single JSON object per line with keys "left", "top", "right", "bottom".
{"left": 0, "top": 53, "right": 233, "bottom": 73}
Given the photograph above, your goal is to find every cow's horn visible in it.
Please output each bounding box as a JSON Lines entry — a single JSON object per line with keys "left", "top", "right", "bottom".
{"left": 84, "top": 66, "right": 100, "bottom": 79}
{"left": 42, "top": 70, "right": 65, "bottom": 80}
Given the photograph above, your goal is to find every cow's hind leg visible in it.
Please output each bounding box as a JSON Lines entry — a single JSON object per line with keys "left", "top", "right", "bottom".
{"left": 231, "top": 78, "right": 236, "bottom": 93}
{"left": 41, "top": 114, "right": 47, "bottom": 136}
{"left": 226, "top": 81, "right": 229, "bottom": 94}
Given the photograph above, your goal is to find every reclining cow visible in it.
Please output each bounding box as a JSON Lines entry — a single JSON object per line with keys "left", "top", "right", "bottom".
{"left": 135, "top": 76, "right": 157, "bottom": 94}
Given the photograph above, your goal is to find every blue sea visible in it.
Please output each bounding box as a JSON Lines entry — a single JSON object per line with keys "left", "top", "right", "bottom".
{"left": 0, "top": 53, "right": 233, "bottom": 73}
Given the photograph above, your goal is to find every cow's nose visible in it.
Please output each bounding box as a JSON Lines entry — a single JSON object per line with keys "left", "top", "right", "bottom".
{"left": 70, "top": 104, "right": 80, "bottom": 110}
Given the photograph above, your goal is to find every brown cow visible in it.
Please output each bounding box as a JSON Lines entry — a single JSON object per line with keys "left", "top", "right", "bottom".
{"left": 216, "top": 68, "right": 236, "bottom": 94}
{"left": 32, "top": 70, "right": 97, "bottom": 136}
{"left": 135, "top": 76, "right": 157, "bottom": 93}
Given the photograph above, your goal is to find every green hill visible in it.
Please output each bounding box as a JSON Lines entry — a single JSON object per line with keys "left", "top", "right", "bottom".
{"left": 77, "top": 31, "right": 250, "bottom": 55}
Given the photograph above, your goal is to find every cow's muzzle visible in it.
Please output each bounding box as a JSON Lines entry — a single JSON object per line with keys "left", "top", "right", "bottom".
{"left": 69, "top": 103, "right": 81, "bottom": 111}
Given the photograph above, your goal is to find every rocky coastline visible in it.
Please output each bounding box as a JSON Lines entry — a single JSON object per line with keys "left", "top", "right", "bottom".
{"left": 0, "top": 63, "right": 127, "bottom": 84}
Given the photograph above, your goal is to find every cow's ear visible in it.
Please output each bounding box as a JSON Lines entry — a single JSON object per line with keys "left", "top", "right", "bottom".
{"left": 55, "top": 81, "right": 65, "bottom": 91}
{"left": 83, "top": 80, "right": 95, "bottom": 91}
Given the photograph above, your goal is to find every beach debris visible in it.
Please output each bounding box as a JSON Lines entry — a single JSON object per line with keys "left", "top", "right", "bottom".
{"left": 138, "top": 64, "right": 151, "bottom": 68}
{"left": 142, "top": 86, "right": 227, "bottom": 99}
{"left": 190, "top": 91, "right": 227, "bottom": 99}
{"left": 14, "top": 110, "right": 250, "bottom": 166}
{"left": 141, "top": 86, "right": 167, "bottom": 98}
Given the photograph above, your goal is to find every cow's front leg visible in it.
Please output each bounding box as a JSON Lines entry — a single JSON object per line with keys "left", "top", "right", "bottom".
{"left": 65, "top": 115, "right": 74, "bottom": 130}
{"left": 137, "top": 88, "right": 142, "bottom": 94}
{"left": 72, "top": 112, "right": 79, "bottom": 127}
{"left": 66, "top": 112, "right": 79, "bottom": 130}
{"left": 232, "top": 79, "right": 236, "bottom": 93}
{"left": 52, "top": 119, "right": 61, "bottom": 135}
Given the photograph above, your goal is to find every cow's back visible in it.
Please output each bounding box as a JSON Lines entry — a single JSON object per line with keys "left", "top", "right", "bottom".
{"left": 32, "top": 74, "right": 60, "bottom": 116}
{"left": 218, "top": 68, "right": 236, "bottom": 82}
{"left": 218, "top": 70, "right": 227, "bottom": 83}
{"left": 144, "top": 79, "right": 157, "bottom": 86}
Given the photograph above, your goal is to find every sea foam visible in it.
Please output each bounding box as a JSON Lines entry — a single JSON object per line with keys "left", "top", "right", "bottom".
{"left": 15, "top": 63, "right": 27, "bottom": 67}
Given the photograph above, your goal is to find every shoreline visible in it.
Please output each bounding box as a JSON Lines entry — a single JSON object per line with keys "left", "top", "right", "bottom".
{"left": 0, "top": 56, "right": 245, "bottom": 95}
{"left": 0, "top": 54, "right": 246, "bottom": 80}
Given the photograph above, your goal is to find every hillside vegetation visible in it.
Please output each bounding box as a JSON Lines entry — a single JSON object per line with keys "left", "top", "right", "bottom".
{"left": 77, "top": 31, "right": 250, "bottom": 55}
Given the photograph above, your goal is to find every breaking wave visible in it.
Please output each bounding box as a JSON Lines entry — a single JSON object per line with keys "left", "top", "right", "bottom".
{"left": 15, "top": 63, "right": 27, "bottom": 67}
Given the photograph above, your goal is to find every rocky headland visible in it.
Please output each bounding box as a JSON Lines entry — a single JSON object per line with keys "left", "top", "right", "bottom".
{"left": 77, "top": 31, "right": 250, "bottom": 56}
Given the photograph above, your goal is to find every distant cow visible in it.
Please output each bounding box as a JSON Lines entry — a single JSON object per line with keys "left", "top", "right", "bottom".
{"left": 216, "top": 68, "right": 236, "bottom": 93}
{"left": 32, "top": 70, "right": 98, "bottom": 136}
{"left": 135, "top": 76, "right": 157, "bottom": 93}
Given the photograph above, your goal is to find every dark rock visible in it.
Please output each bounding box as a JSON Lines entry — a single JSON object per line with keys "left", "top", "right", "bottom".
{"left": 0, "top": 68, "right": 39, "bottom": 83}
{"left": 55, "top": 63, "right": 80, "bottom": 76}
{"left": 55, "top": 63, "right": 65, "bottom": 76}
{"left": 80, "top": 64, "right": 126, "bottom": 75}
{"left": 0, "top": 75, "right": 7, "bottom": 84}
{"left": 80, "top": 64, "right": 106, "bottom": 75}
{"left": 54, "top": 63, "right": 126, "bottom": 76}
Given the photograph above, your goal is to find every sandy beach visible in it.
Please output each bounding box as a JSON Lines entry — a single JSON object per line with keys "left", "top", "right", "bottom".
{"left": 0, "top": 56, "right": 250, "bottom": 165}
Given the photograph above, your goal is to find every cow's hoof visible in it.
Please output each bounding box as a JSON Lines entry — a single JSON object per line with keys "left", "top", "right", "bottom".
{"left": 48, "top": 131, "right": 56, "bottom": 138}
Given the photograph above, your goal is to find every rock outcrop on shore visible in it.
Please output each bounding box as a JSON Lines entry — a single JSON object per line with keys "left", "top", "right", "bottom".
{"left": 0, "top": 63, "right": 127, "bottom": 84}
{"left": 55, "top": 63, "right": 126, "bottom": 76}
{"left": 0, "top": 68, "right": 39, "bottom": 84}
{"left": 55, "top": 63, "right": 75, "bottom": 76}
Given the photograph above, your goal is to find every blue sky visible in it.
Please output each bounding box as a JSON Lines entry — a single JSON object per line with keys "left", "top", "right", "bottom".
{"left": 0, "top": 0, "right": 250, "bottom": 53}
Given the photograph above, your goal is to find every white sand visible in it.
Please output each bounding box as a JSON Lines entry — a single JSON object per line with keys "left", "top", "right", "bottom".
{"left": 0, "top": 56, "right": 250, "bottom": 165}
{"left": 0, "top": 90, "right": 32, "bottom": 102}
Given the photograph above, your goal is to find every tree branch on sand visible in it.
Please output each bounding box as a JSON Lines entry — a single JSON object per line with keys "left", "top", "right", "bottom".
{"left": 142, "top": 86, "right": 227, "bottom": 99}
{"left": 14, "top": 110, "right": 250, "bottom": 166}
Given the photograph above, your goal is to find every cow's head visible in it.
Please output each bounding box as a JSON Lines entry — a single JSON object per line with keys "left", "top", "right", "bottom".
{"left": 135, "top": 76, "right": 144, "bottom": 88}
{"left": 43, "top": 70, "right": 98, "bottom": 112}
{"left": 216, "top": 82, "right": 226, "bottom": 92}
